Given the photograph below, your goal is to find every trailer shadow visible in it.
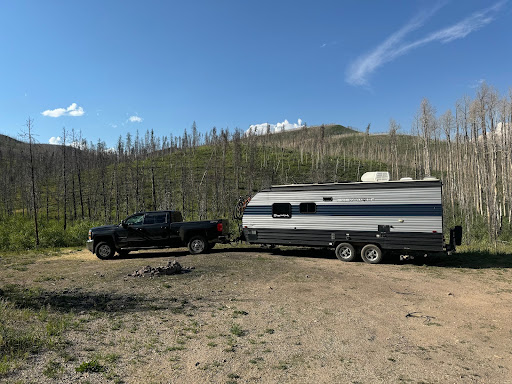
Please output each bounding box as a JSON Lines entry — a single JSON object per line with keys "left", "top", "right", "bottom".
{"left": 246, "top": 246, "right": 512, "bottom": 269}
{"left": 268, "top": 247, "right": 337, "bottom": 260}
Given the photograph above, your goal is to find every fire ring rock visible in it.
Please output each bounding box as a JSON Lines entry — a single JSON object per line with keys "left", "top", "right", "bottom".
{"left": 129, "top": 260, "right": 193, "bottom": 277}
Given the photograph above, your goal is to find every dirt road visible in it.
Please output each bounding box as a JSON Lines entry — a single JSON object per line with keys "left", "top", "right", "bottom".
{"left": 2, "top": 246, "right": 512, "bottom": 383}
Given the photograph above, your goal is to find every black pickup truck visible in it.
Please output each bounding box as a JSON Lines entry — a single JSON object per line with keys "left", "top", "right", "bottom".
{"left": 86, "top": 211, "right": 229, "bottom": 259}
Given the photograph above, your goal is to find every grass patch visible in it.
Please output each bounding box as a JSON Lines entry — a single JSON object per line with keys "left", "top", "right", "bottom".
{"left": 43, "top": 360, "right": 64, "bottom": 378}
{"left": 75, "top": 359, "right": 105, "bottom": 373}
{"left": 232, "top": 310, "right": 249, "bottom": 318}
{"left": 230, "top": 323, "right": 246, "bottom": 337}
{"left": 0, "top": 295, "right": 74, "bottom": 377}
{"left": 167, "top": 345, "right": 186, "bottom": 351}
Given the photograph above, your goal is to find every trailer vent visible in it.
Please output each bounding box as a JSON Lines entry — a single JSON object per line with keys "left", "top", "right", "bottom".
{"left": 400, "top": 177, "right": 413, "bottom": 181}
{"left": 361, "top": 171, "right": 390, "bottom": 182}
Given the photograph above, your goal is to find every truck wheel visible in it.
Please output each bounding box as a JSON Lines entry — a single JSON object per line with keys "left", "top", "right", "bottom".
{"left": 361, "top": 244, "right": 383, "bottom": 264}
{"left": 188, "top": 236, "right": 208, "bottom": 255}
{"left": 335, "top": 243, "right": 356, "bottom": 262}
{"left": 96, "top": 241, "right": 115, "bottom": 260}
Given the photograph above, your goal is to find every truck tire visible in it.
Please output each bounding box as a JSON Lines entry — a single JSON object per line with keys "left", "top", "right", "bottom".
{"left": 188, "top": 235, "right": 208, "bottom": 255}
{"left": 96, "top": 241, "right": 115, "bottom": 260}
{"left": 335, "top": 243, "right": 356, "bottom": 262}
{"left": 360, "top": 244, "right": 383, "bottom": 264}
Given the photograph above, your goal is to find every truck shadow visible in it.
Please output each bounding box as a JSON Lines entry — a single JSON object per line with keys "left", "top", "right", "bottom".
{"left": 116, "top": 250, "right": 190, "bottom": 259}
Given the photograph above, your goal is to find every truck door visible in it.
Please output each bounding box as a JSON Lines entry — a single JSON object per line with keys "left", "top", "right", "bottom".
{"left": 124, "top": 213, "right": 146, "bottom": 247}
{"left": 168, "top": 211, "right": 184, "bottom": 247}
{"left": 141, "top": 212, "right": 171, "bottom": 246}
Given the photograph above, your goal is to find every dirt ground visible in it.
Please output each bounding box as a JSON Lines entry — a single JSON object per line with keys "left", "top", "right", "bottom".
{"left": 2, "top": 245, "right": 512, "bottom": 384}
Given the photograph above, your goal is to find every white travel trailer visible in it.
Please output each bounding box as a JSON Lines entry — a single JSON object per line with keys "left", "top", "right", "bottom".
{"left": 241, "top": 172, "right": 462, "bottom": 264}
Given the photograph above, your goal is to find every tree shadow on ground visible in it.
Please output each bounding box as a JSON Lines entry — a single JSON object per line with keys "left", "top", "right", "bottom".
{"left": 414, "top": 250, "right": 512, "bottom": 269}
{"left": 0, "top": 284, "right": 193, "bottom": 314}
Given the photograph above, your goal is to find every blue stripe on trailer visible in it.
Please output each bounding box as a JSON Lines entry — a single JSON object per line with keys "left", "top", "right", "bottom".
{"left": 243, "top": 204, "right": 442, "bottom": 216}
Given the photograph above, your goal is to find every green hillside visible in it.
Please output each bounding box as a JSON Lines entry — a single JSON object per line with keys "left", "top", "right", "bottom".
{"left": 1, "top": 112, "right": 511, "bottom": 250}
{"left": 0, "top": 130, "right": 387, "bottom": 251}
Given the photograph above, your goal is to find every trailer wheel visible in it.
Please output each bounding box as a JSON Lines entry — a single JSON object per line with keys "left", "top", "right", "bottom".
{"left": 96, "top": 241, "right": 115, "bottom": 260}
{"left": 188, "top": 235, "right": 209, "bottom": 254}
{"left": 335, "top": 243, "right": 356, "bottom": 262}
{"left": 361, "top": 244, "right": 383, "bottom": 264}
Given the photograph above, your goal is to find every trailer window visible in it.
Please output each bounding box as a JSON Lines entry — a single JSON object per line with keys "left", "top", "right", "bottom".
{"left": 299, "top": 203, "right": 316, "bottom": 214}
{"left": 272, "top": 203, "right": 292, "bottom": 218}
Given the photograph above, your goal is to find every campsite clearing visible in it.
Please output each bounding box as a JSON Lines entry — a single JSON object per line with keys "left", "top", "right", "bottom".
{"left": 1, "top": 246, "right": 511, "bottom": 383}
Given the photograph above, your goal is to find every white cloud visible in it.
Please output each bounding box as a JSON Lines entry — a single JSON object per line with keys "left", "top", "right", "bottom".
{"left": 49, "top": 136, "right": 62, "bottom": 145}
{"left": 42, "top": 108, "right": 67, "bottom": 118}
{"left": 346, "top": 1, "right": 504, "bottom": 86}
{"left": 470, "top": 78, "right": 486, "bottom": 88}
{"left": 67, "top": 103, "right": 85, "bottom": 116}
{"left": 48, "top": 136, "right": 85, "bottom": 148}
{"left": 42, "top": 103, "right": 85, "bottom": 117}
{"left": 246, "top": 119, "right": 305, "bottom": 136}
{"left": 128, "top": 116, "right": 143, "bottom": 123}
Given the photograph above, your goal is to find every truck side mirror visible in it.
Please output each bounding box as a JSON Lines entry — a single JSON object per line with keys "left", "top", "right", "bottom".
{"left": 121, "top": 220, "right": 128, "bottom": 228}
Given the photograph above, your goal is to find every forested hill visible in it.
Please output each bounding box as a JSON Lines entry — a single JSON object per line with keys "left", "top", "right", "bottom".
{"left": 1, "top": 84, "right": 512, "bottom": 250}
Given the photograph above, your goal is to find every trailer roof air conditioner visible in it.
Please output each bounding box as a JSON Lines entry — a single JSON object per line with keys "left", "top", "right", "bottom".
{"left": 361, "top": 171, "right": 390, "bottom": 182}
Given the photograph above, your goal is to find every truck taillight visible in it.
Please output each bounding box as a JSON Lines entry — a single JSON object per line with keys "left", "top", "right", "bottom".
{"left": 217, "top": 223, "right": 223, "bottom": 233}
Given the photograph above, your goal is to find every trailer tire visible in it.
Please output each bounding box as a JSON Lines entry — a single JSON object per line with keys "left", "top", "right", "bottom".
{"left": 335, "top": 243, "right": 357, "bottom": 262}
{"left": 361, "top": 244, "right": 383, "bottom": 264}
{"left": 96, "top": 241, "right": 115, "bottom": 260}
{"left": 188, "top": 235, "right": 208, "bottom": 255}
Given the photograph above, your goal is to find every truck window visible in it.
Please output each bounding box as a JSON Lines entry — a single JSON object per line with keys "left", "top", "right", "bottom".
{"left": 299, "top": 202, "right": 316, "bottom": 214}
{"left": 272, "top": 203, "right": 292, "bottom": 218}
{"left": 125, "top": 214, "right": 144, "bottom": 225}
{"left": 171, "top": 211, "right": 183, "bottom": 222}
{"left": 144, "top": 212, "right": 168, "bottom": 224}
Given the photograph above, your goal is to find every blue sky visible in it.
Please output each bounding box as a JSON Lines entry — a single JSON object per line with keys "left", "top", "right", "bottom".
{"left": 0, "top": 0, "right": 510, "bottom": 146}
